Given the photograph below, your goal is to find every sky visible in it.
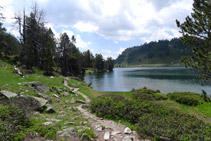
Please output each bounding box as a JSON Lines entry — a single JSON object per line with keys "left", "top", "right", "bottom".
{"left": 1, "top": 0, "right": 193, "bottom": 59}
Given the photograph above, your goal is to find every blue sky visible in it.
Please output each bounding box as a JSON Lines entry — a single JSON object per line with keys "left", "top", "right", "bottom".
{"left": 1, "top": 0, "right": 193, "bottom": 59}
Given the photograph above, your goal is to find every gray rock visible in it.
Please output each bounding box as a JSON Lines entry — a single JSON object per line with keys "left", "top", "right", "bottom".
{"left": 63, "top": 127, "right": 76, "bottom": 133}
{"left": 95, "top": 124, "right": 103, "bottom": 131}
{"left": 60, "top": 131, "right": 71, "bottom": 137}
{"left": 42, "top": 122, "right": 55, "bottom": 126}
{"left": 76, "top": 99, "right": 86, "bottom": 104}
{"left": 46, "top": 118, "right": 61, "bottom": 122}
{"left": 14, "top": 66, "right": 24, "bottom": 77}
{"left": 104, "top": 131, "right": 110, "bottom": 140}
{"left": 32, "top": 96, "right": 48, "bottom": 108}
{"left": 122, "top": 136, "right": 134, "bottom": 141}
{"left": 38, "top": 93, "right": 52, "bottom": 103}
{"left": 56, "top": 131, "right": 63, "bottom": 135}
{"left": 53, "top": 94, "right": 59, "bottom": 98}
{"left": 25, "top": 82, "right": 50, "bottom": 93}
{"left": 55, "top": 87, "right": 63, "bottom": 94}
{"left": 46, "top": 104, "right": 56, "bottom": 113}
{"left": 0, "top": 90, "right": 17, "bottom": 99}
{"left": 124, "top": 127, "right": 132, "bottom": 134}
{"left": 63, "top": 92, "right": 69, "bottom": 96}
{"left": 111, "top": 131, "right": 122, "bottom": 136}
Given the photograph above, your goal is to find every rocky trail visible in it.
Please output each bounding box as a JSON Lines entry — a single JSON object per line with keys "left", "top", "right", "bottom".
{"left": 64, "top": 79, "right": 146, "bottom": 141}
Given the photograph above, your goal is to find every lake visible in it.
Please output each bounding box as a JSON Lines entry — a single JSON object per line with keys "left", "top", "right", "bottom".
{"left": 84, "top": 67, "right": 211, "bottom": 95}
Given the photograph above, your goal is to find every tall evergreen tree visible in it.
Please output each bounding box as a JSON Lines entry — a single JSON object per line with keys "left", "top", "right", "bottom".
{"left": 95, "top": 54, "right": 105, "bottom": 72}
{"left": 176, "top": 0, "right": 211, "bottom": 83}
{"left": 43, "top": 28, "right": 55, "bottom": 75}
{"left": 106, "top": 57, "right": 114, "bottom": 72}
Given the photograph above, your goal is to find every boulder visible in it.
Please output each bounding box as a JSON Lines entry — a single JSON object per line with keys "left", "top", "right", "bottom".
{"left": 32, "top": 96, "right": 48, "bottom": 108}
{"left": 60, "top": 132, "right": 71, "bottom": 137}
{"left": 124, "top": 127, "right": 132, "bottom": 134}
{"left": 14, "top": 66, "right": 24, "bottom": 77}
{"left": 122, "top": 136, "right": 134, "bottom": 141}
{"left": 0, "top": 90, "right": 17, "bottom": 99}
{"left": 42, "top": 122, "right": 55, "bottom": 126}
{"left": 104, "top": 131, "right": 110, "bottom": 140}
{"left": 76, "top": 99, "right": 86, "bottom": 104}
{"left": 46, "top": 104, "right": 56, "bottom": 113}
{"left": 55, "top": 87, "right": 63, "bottom": 94}
{"left": 53, "top": 94, "right": 59, "bottom": 98}
{"left": 37, "top": 93, "right": 52, "bottom": 103}
{"left": 111, "top": 131, "right": 121, "bottom": 136}
{"left": 63, "top": 92, "right": 69, "bottom": 96}
{"left": 63, "top": 127, "right": 76, "bottom": 133}
{"left": 25, "top": 82, "right": 50, "bottom": 93}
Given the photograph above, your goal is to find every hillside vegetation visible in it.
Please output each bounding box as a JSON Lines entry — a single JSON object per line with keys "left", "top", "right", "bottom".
{"left": 0, "top": 59, "right": 211, "bottom": 140}
{"left": 115, "top": 38, "right": 193, "bottom": 67}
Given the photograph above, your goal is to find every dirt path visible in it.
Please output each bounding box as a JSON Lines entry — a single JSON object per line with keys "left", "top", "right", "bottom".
{"left": 64, "top": 79, "right": 145, "bottom": 141}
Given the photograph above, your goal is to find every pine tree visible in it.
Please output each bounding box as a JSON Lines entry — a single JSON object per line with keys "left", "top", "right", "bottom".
{"left": 43, "top": 28, "right": 55, "bottom": 75}
{"left": 106, "top": 57, "right": 114, "bottom": 72}
{"left": 176, "top": 0, "right": 211, "bottom": 83}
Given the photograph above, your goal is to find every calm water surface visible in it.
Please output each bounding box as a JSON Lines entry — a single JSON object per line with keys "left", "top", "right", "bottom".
{"left": 84, "top": 67, "right": 211, "bottom": 95}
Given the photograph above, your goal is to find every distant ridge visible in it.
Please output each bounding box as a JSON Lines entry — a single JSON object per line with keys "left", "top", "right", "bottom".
{"left": 115, "top": 38, "right": 193, "bottom": 67}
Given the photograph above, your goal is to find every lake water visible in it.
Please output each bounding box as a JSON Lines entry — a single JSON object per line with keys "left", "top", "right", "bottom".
{"left": 84, "top": 67, "right": 211, "bottom": 95}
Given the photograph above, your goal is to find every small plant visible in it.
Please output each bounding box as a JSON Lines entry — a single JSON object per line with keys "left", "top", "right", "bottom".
{"left": 36, "top": 125, "right": 57, "bottom": 139}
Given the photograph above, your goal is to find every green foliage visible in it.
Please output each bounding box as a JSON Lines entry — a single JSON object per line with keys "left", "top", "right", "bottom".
{"left": 167, "top": 92, "right": 204, "bottom": 106}
{"left": 94, "top": 54, "right": 105, "bottom": 72}
{"left": 136, "top": 105, "right": 211, "bottom": 140}
{"left": 176, "top": 0, "right": 211, "bottom": 82}
{"left": 90, "top": 95, "right": 152, "bottom": 123}
{"left": 132, "top": 88, "right": 167, "bottom": 101}
{"left": 79, "top": 129, "right": 97, "bottom": 140}
{"left": 91, "top": 90, "right": 211, "bottom": 140}
{"left": 115, "top": 38, "right": 192, "bottom": 66}
{"left": 0, "top": 105, "right": 32, "bottom": 141}
{"left": 106, "top": 57, "right": 114, "bottom": 72}
{"left": 36, "top": 125, "right": 57, "bottom": 139}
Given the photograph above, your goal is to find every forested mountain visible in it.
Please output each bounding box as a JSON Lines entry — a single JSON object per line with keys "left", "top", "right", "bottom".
{"left": 115, "top": 38, "right": 193, "bottom": 66}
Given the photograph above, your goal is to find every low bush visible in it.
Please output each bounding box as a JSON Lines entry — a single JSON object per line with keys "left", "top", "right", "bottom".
{"left": 91, "top": 94, "right": 211, "bottom": 140}
{"left": 90, "top": 95, "right": 152, "bottom": 123}
{"left": 136, "top": 104, "right": 211, "bottom": 140}
{"left": 167, "top": 92, "right": 204, "bottom": 106}
{"left": 132, "top": 88, "right": 167, "bottom": 101}
{"left": 0, "top": 105, "right": 32, "bottom": 141}
{"left": 36, "top": 125, "right": 57, "bottom": 139}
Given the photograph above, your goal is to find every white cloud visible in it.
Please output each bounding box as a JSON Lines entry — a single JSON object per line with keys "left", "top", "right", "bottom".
{"left": 75, "top": 34, "right": 90, "bottom": 50}
{"left": 118, "top": 47, "right": 126, "bottom": 55}
{"left": 3, "top": 0, "right": 194, "bottom": 43}
{"left": 102, "top": 49, "right": 112, "bottom": 54}
{"left": 73, "top": 21, "right": 98, "bottom": 33}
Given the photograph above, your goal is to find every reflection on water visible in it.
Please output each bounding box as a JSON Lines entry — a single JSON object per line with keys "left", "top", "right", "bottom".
{"left": 84, "top": 67, "right": 211, "bottom": 95}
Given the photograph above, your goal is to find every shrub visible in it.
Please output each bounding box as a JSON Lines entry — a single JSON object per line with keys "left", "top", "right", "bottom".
{"left": 132, "top": 88, "right": 167, "bottom": 101}
{"left": 136, "top": 104, "right": 211, "bottom": 140}
{"left": 167, "top": 92, "right": 204, "bottom": 106}
{"left": 0, "top": 105, "right": 32, "bottom": 141}
{"left": 79, "top": 129, "right": 97, "bottom": 140}
{"left": 36, "top": 125, "right": 57, "bottom": 139}
{"left": 90, "top": 95, "right": 152, "bottom": 123}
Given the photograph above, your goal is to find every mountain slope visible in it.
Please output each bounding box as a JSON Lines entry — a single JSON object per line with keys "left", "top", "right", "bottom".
{"left": 115, "top": 38, "right": 192, "bottom": 66}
